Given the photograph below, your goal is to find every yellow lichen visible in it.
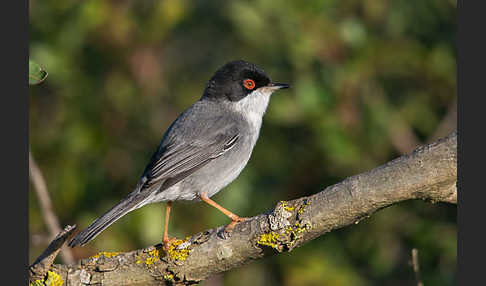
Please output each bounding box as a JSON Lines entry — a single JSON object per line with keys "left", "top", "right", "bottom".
{"left": 284, "top": 223, "right": 309, "bottom": 246}
{"left": 258, "top": 201, "right": 312, "bottom": 251}
{"left": 163, "top": 274, "right": 174, "bottom": 281}
{"left": 134, "top": 247, "right": 162, "bottom": 265}
{"left": 257, "top": 232, "right": 281, "bottom": 250}
{"left": 30, "top": 280, "right": 44, "bottom": 286}
{"left": 284, "top": 225, "right": 306, "bottom": 235}
{"left": 167, "top": 238, "right": 191, "bottom": 261}
{"left": 145, "top": 248, "right": 161, "bottom": 265}
{"left": 280, "top": 201, "right": 295, "bottom": 211}
{"left": 90, "top": 251, "right": 120, "bottom": 259}
{"left": 45, "top": 271, "right": 64, "bottom": 286}
{"left": 298, "top": 201, "right": 310, "bottom": 215}
{"left": 30, "top": 271, "right": 64, "bottom": 286}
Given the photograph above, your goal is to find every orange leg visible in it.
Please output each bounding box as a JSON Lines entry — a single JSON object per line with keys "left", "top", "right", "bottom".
{"left": 198, "top": 192, "right": 249, "bottom": 232}
{"left": 162, "top": 201, "right": 177, "bottom": 250}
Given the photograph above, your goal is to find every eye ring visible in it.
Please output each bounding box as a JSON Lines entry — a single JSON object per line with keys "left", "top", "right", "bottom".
{"left": 243, "top": 79, "right": 256, "bottom": 90}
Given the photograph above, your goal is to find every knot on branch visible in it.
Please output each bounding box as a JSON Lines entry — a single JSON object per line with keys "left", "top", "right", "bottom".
{"left": 256, "top": 199, "right": 312, "bottom": 252}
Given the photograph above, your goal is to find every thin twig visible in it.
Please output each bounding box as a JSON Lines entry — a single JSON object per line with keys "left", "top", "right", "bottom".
{"left": 428, "top": 99, "right": 457, "bottom": 143}
{"left": 388, "top": 112, "right": 422, "bottom": 154}
{"left": 411, "top": 248, "right": 424, "bottom": 286}
{"left": 29, "top": 151, "right": 75, "bottom": 264}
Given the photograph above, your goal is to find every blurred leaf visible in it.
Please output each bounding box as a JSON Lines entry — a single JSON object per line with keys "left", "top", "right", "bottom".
{"left": 29, "top": 60, "right": 48, "bottom": 85}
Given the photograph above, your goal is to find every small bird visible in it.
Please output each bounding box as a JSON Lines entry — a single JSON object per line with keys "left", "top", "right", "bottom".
{"left": 68, "top": 60, "right": 290, "bottom": 250}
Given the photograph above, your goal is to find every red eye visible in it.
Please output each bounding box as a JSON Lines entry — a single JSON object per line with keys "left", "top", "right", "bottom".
{"left": 243, "top": 79, "right": 255, "bottom": 90}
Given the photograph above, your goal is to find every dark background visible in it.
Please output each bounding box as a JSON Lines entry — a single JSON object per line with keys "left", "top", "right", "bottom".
{"left": 29, "top": 0, "right": 457, "bottom": 285}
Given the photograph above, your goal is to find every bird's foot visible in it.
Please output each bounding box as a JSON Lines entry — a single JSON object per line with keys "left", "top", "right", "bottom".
{"left": 220, "top": 216, "right": 249, "bottom": 239}
{"left": 162, "top": 236, "right": 179, "bottom": 251}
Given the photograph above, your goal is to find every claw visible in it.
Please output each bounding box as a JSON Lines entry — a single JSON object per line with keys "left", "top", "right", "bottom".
{"left": 163, "top": 236, "right": 179, "bottom": 251}
{"left": 223, "top": 216, "right": 249, "bottom": 236}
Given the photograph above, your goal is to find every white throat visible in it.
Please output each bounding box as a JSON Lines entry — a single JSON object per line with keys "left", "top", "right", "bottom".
{"left": 228, "top": 88, "right": 273, "bottom": 129}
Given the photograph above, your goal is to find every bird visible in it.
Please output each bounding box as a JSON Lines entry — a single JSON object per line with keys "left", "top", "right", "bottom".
{"left": 68, "top": 60, "right": 290, "bottom": 251}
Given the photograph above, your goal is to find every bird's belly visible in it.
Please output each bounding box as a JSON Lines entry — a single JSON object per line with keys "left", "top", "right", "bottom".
{"left": 165, "top": 138, "right": 255, "bottom": 202}
{"left": 190, "top": 150, "right": 252, "bottom": 198}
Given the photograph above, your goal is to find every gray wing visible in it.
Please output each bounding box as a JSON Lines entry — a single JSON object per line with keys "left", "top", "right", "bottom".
{"left": 138, "top": 101, "right": 244, "bottom": 194}
{"left": 140, "top": 132, "right": 240, "bottom": 193}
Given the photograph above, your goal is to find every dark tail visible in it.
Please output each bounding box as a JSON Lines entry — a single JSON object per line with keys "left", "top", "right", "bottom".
{"left": 68, "top": 194, "right": 147, "bottom": 247}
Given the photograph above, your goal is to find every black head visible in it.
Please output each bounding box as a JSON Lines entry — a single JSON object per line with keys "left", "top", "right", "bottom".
{"left": 202, "top": 60, "right": 289, "bottom": 102}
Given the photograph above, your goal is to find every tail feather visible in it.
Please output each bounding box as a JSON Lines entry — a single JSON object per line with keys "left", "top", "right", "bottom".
{"left": 68, "top": 194, "right": 147, "bottom": 247}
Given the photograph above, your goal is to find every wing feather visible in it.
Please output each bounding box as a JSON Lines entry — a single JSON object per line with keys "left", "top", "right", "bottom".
{"left": 140, "top": 133, "right": 240, "bottom": 191}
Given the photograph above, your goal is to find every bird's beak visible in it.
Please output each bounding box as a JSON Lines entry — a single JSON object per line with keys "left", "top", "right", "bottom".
{"left": 267, "top": 82, "right": 290, "bottom": 90}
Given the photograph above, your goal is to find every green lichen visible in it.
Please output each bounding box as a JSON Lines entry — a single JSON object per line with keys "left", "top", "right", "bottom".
{"left": 257, "top": 232, "right": 281, "bottom": 250}
{"left": 280, "top": 201, "right": 295, "bottom": 211}
{"left": 167, "top": 237, "right": 191, "bottom": 261}
{"left": 30, "top": 271, "right": 64, "bottom": 286}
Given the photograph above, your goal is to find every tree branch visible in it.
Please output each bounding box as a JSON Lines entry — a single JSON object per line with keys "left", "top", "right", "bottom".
{"left": 29, "top": 225, "right": 77, "bottom": 284}
{"left": 30, "top": 131, "right": 457, "bottom": 286}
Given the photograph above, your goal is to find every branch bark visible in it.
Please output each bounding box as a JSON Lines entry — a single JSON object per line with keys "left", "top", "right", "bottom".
{"left": 30, "top": 131, "right": 457, "bottom": 286}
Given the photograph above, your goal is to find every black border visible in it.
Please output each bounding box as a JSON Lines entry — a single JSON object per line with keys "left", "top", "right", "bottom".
{"left": 457, "top": 1, "right": 480, "bottom": 285}
{"left": 4, "top": 0, "right": 29, "bottom": 284}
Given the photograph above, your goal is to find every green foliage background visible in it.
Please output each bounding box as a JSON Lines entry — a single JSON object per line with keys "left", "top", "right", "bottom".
{"left": 29, "top": 0, "right": 456, "bottom": 285}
